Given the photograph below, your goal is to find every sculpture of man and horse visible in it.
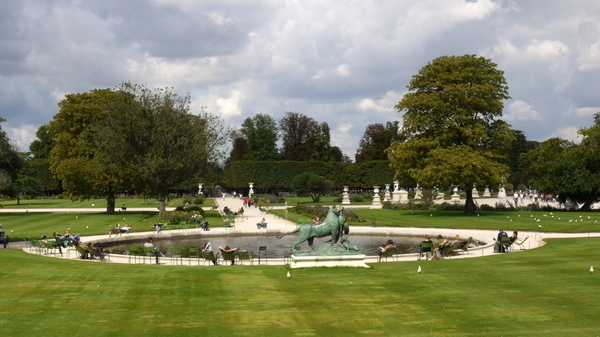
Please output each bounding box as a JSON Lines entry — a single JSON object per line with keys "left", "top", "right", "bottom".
{"left": 277, "top": 205, "right": 349, "bottom": 251}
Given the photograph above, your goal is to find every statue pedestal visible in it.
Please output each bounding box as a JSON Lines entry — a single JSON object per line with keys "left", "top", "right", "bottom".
{"left": 290, "top": 254, "right": 370, "bottom": 269}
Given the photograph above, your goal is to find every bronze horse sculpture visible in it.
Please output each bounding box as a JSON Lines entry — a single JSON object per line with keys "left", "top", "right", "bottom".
{"left": 277, "top": 205, "right": 348, "bottom": 251}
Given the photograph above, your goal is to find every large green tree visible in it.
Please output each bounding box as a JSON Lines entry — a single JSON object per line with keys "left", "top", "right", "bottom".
{"left": 291, "top": 172, "right": 333, "bottom": 202}
{"left": 241, "top": 113, "right": 279, "bottom": 160}
{"left": 49, "top": 89, "right": 136, "bottom": 213}
{"left": 0, "top": 117, "right": 24, "bottom": 193}
{"left": 355, "top": 121, "right": 403, "bottom": 163}
{"left": 279, "top": 112, "right": 319, "bottom": 161}
{"left": 388, "top": 54, "right": 514, "bottom": 214}
{"left": 29, "top": 124, "right": 61, "bottom": 195}
{"left": 96, "top": 83, "right": 227, "bottom": 212}
{"left": 523, "top": 113, "right": 600, "bottom": 210}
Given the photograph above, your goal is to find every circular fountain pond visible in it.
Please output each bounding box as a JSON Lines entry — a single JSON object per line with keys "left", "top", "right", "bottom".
{"left": 101, "top": 234, "right": 436, "bottom": 258}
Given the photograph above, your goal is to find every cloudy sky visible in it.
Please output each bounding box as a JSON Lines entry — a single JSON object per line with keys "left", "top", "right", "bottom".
{"left": 1, "top": 0, "right": 599, "bottom": 159}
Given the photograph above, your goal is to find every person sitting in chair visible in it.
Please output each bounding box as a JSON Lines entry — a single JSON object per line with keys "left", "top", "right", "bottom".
{"left": 0, "top": 231, "right": 9, "bottom": 249}
{"left": 200, "top": 220, "right": 210, "bottom": 231}
{"left": 219, "top": 245, "right": 238, "bottom": 265}
{"left": 419, "top": 235, "right": 433, "bottom": 260}
{"left": 378, "top": 240, "right": 396, "bottom": 257}
{"left": 143, "top": 237, "right": 164, "bottom": 257}
{"left": 152, "top": 222, "right": 163, "bottom": 233}
{"left": 495, "top": 229, "right": 509, "bottom": 253}
{"left": 256, "top": 218, "right": 267, "bottom": 229}
{"left": 203, "top": 242, "right": 217, "bottom": 265}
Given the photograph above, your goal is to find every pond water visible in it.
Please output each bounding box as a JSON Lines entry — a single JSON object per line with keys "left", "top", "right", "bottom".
{"left": 102, "top": 234, "right": 431, "bottom": 258}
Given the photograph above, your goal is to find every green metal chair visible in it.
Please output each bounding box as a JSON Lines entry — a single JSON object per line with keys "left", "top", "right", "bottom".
{"left": 188, "top": 247, "right": 201, "bottom": 265}
{"left": 224, "top": 221, "right": 235, "bottom": 230}
{"left": 501, "top": 236, "right": 512, "bottom": 253}
{"left": 128, "top": 246, "right": 142, "bottom": 263}
{"left": 258, "top": 246, "right": 267, "bottom": 265}
{"left": 378, "top": 247, "right": 396, "bottom": 262}
{"left": 143, "top": 246, "right": 156, "bottom": 264}
{"left": 237, "top": 250, "right": 252, "bottom": 265}
{"left": 203, "top": 251, "right": 217, "bottom": 266}
{"left": 169, "top": 247, "right": 183, "bottom": 265}
{"left": 221, "top": 250, "right": 237, "bottom": 265}
{"left": 419, "top": 242, "right": 433, "bottom": 260}
{"left": 513, "top": 236, "right": 529, "bottom": 250}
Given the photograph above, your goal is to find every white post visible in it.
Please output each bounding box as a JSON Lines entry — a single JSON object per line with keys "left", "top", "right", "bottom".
{"left": 370, "top": 186, "right": 383, "bottom": 209}
{"left": 342, "top": 186, "right": 351, "bottom": 204}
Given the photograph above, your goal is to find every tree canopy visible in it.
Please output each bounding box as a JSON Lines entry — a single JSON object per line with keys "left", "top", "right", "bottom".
{"left": 355, "top": 121, "right": 402, "bottom": 163}
{"left": 241, "top": 113, "right": 279, "bottom": 161}
{"left": 96, "top": 82, "right": 227, "bottom": 212}
{"left": 48, "top": 89, "right": 136, "bottom": 212}
{"left": 0, "top": 117, "right": 22, "bottom": 193}
{"left": 522, "top": 113, "right": 600, "bottom": 210}
{"left": 388, "top": 54, "right": 514, "bottom": 214}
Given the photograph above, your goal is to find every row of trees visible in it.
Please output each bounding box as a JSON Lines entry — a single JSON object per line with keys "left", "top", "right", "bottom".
{"left": 228, "top": 112, "right": 350, "bottom": 163}
{"left": 1, "top": 54, "right": 598, "bottom": 213}
{"left": 15, "top": 83, "right": 226, "bottom": 213}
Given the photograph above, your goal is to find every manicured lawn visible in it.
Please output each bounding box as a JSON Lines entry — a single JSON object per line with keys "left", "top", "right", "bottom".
{"left": 0, "top": 211, "right": 224, "bottom": 241}
{"left": 0, "top": 197, "right": 214, "bottom": 209}
{"left": 269, "top": 208, "right": 600, "bottom": 233}
{"left": 0, "top": 238, "right": 599, "bottom": 336}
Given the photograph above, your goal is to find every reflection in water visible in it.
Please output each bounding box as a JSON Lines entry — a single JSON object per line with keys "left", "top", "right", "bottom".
{"left": 103, "top": 234, "right": 428, "bottom": 257}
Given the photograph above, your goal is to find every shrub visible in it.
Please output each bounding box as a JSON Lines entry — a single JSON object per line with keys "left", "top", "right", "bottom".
{"left": 193, "top": 196, "right": 205, "bottom": 205}
{"left": 479, "top": 204, "right": 495, "bottom": 211}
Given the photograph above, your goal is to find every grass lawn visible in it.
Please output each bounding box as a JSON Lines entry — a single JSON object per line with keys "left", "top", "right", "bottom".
{"left": 269, "top": 208, "right": 600, "bottom": 233}
{"left": 0, "top": 237, "right": 599, "bottom": 336}
{"left": 0, "top": 197, "right": 214, "bottom": 209}
{"left": 0, "top": 211, "right": 225, "bottom": 241}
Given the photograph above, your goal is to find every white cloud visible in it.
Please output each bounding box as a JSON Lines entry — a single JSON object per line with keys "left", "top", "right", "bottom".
{"left": 357, "top": 91, "right": 403, "bottom": 115}
{"left": 214, "top": 90, "right": 245, "bottom": 120}
{"left": 2, "top": 0, "right": 600, "bottom": 155}
{"left": 554, "top": 126, "right": 581, "bottom": 143}
{"left": 575, "top": 107, "right": 600, "bottom": 117}
{"left": 577, "top": 43, "right": 600, "bottom": 71}
{"left": 505, "top": 100, "right": 542, "bottom": 121}
{"left": 335, "top": 63, "right": 351, "bottom": 77}
{"left": 8, "top": 124, "right": 38, "bottom": 151}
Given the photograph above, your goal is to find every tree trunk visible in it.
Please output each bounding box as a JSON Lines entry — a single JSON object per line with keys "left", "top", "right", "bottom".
{"left": 157, "top": 189, "right": 167, "bottom": 212}
{"left": 106, "top": 191, "right": 116, "bottom": 214}
{"left": 464, "top": 189, "right": 476, "bottom": 215}
{"left": 580, "top": 199, "right": 594, "bottom": 211}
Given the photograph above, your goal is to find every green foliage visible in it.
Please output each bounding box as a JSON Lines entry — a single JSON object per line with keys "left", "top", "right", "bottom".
{"left": 523, "top": 136, "right": 600, "bottom": 210}
{"left": 291, "top": 172, "right": 333, "bottom": 202}
{"left": 241, "top": 113, "right": 279, "bottom": 161}
{"left": 390, "top": 54, "right": 514, "bottom": 214}
{"left": 193, "top": 196, "right": 205, "bottom": 205}
{"left": 95, "top": 83, "right": 227, "bottom": 212}
{"left": 48, "top": 89, "right": 135, "bottom": 212}
{"left": 225, "top": 160, "right": 394, "bottom": 190}
{"left": 0, "top": 117, "right": 22, "bottom": 192}
{"left": 355, "top": 121, "right": 403, "bottom": 163}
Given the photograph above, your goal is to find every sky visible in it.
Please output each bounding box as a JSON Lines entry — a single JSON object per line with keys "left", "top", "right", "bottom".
{"left": 1, "top": 0, "right": 599, "bottom": 159}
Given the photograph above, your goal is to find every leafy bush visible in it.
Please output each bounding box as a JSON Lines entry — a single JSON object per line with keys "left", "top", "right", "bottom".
{"left": 431, "top": 202, "right": 463, "bottom": 211}
{"left": 257, "top": 194, "right": 285, "bottom": 204}
{"left": 479, "top": 204, "right": 495, "bottom": 211}
{"left": 193, "top": 196, "right": 205, "bottom": 205}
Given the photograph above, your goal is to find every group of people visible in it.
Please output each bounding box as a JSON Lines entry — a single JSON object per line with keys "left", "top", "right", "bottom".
{"left": 73, "top": 241, "right": 107, "bottom": 261}
{"left": 109, "top": 224, "right": 131, "bottom": 237}
{"left": 494, "top": 229, "right": 519, "bottom": 253}
{"left": 201, "top": 241, "right": 239, "bottom": 265}
{"left": 53, "top": 230, "right": 81, "bottom": 247}
{"left": 417, "top": 234, "right": 475, "bottom": 260}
